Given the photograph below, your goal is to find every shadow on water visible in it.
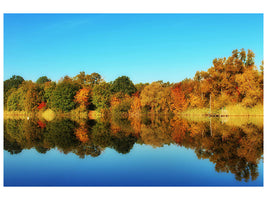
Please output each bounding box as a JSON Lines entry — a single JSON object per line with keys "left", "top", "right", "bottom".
{"left": 4, "top": 114, "right": 263, "bottom": 182}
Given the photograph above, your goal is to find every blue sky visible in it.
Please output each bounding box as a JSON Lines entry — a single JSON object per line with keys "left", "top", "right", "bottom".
{"left": 4, "top": 14, "right": 263, "bottom": 83}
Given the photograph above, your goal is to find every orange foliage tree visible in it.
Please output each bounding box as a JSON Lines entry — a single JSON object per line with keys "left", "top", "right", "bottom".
{"left": 170, "top": 83, "right": 187, "bottom": 113}
{"left": 74, "top": 87, "right": 92, "bottom": 110}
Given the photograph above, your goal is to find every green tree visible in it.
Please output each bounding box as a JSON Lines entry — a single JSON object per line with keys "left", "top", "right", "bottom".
{"left": 36, "top": 76, "right": 51, "bottom": 84}
{"left": 73, "top": 71, "right": 87, "bottom": 85}
{"left": 43, "top": 81, "right": 56, "bottom": 107}
{"left": 6, "top": 85, "right": 27, "bottom": 111}
{"left": 87, "top": 72, "right": 102, "bottom": 86}
{"left": 50, "top": 82, "right": 81, "bottom": 112}
{"left": 4, "top": 75, "right": 24, "bottom": 94}
{"left": 4, "top": 75, "right": 24, "bottom": 109}
{"left": 92, "top": 82, "right": 112, "bottom": 109}
{"left": 111, "top": 76, "right": 137, "bottom": 95}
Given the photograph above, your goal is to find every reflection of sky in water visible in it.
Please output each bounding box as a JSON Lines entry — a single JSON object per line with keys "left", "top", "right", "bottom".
{"left": 4, "top": 144, "right": 263, "bottom": 186}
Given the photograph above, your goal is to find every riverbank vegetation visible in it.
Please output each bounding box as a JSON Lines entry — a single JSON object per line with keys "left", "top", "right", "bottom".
{"left": 4, "top": 49, "right": 263, "bottom": 118}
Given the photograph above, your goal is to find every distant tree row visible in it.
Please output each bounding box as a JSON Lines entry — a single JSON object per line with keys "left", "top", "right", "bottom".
{"left": 4, "top": 49, "right": 264, "bottom": 114}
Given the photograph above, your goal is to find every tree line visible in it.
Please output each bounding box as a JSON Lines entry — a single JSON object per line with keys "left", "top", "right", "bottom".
{"left": 4, "top": 49, "right": 264, "bottom": 115}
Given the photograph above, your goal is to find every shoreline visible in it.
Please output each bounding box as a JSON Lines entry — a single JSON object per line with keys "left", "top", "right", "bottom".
{"left": 3, "top": 110, "right": 264, "bottom": 120}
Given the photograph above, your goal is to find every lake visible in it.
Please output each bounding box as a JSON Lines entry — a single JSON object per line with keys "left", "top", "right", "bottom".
{"left": 4, "top": 115, "right": 263, "bottom": 186}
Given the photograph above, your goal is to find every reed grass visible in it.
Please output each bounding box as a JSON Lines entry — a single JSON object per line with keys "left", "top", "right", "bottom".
{"left": 180, "top": 103, "right": 263, "bottom": 116}
{"left": 222, "top": 103, "right": 263, "bottom": 116}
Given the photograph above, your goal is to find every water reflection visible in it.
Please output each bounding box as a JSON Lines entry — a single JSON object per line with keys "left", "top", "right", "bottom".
{"left": 4, "top": 115, "right": 263, "bottom": 182}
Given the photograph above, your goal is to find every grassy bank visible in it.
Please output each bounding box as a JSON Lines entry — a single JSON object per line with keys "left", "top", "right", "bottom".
{"left": 182, "top": 114, "right": 263, "bottom": 127}
{"left": 222, "top": 104, "right": 263, "bottom": 116}
{"left": 180, "top": 104, "right": 263, "bottom": 116}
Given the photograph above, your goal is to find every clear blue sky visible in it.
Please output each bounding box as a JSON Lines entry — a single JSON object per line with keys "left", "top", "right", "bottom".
{"left": 4, "top": 14, "right": 263, "bottom": 84}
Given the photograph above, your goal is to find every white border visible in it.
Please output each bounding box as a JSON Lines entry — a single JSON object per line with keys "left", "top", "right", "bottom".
{"left": 0, "top": 1, "right": 266, "bottom": 200}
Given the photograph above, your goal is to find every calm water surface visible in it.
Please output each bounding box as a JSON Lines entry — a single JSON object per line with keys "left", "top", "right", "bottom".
{"left": 4, "top": 116, "right": 263, "bottom": 186}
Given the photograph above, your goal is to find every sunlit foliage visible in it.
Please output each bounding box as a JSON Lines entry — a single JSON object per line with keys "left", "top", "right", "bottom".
{"left": 140, "top": 82, "right": 172, "bottom": 113}
{"left": 4, "top": 49, "right": 263, "bottom": 116}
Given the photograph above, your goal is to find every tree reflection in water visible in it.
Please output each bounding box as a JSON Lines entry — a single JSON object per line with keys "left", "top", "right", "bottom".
{"left": 4, "top": 115, "right": 263, "bottom": 182}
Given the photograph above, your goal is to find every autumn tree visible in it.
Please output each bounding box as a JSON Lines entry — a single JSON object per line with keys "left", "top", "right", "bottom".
{"left": 6, "top": 81, "right": 42, "bottom": 111}
{"left": 24, "top": 81, "right": 44, "bottom": 112}
{"left": 135, "top": 83, "right": 149, "bottom": 93}
{"left": 235, "top": 66, "right": 262, "bottom": 107}
{"left": 73, "top": 71, "right": 102, "bottom": 86}
{"left": 180, "top": 78, "right": 195, "bottom": 100}
{"left": 188, "top": 49, "right": 263, "bottom": 109}
{"left": 110, "top": 92, "right": 132, "bottom": 118}
{"left": 58, "top": 75, "right": 73, "bottom": 84}
{"left": 129, "top": 92, "right": 141, "bottom": 117}
{"left": 170, "top": 83, "right": 187, "bottom": 113}
{"left": 74, "top": 87, "right": 92, "bottom": 110}
{"left": 140, "top": 82, "right": 172, "bottom": 113}
{"left": 188, "top": 93, "right": 205, "bottom": 108}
